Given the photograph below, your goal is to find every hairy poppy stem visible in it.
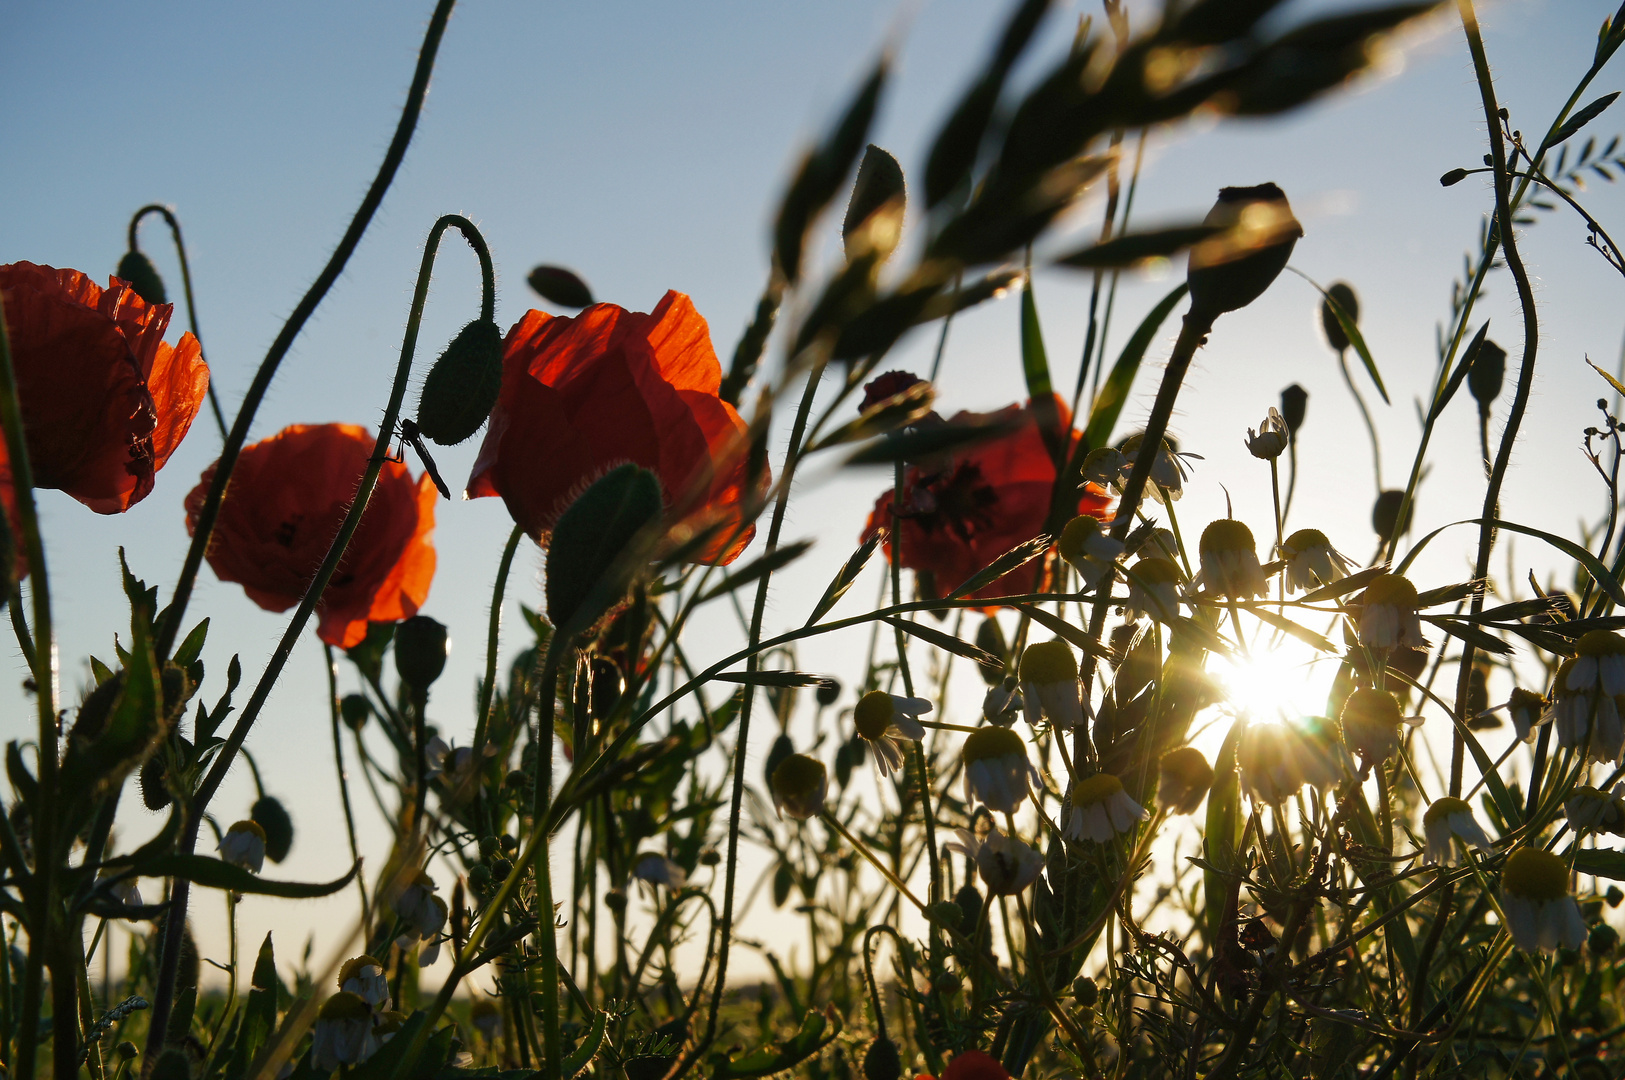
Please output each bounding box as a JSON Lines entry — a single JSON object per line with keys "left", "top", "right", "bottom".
{"left": 129, "top": 204, "right": 228, "bottom": 440}
{"left": 473, "top": 524, "right": 525, "bottom": 836}
{"left": 154, "top": 0, "right": 458, "bottom": 663}
{"left": 144, "top": 211, "right": 487, "bottom": 1063}
{"left": 325, "top": 645, "right": 371, "bottom": 925}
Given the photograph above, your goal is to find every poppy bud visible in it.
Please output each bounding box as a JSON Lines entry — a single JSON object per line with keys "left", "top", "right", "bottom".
{"left": 590, "top": 657, "right": 623, "bottom": 719}
{"left": 250, "top": 795, "right": 294, "bottom": 863}
{"left": 1073, "top": 976, "right": 1099, "bottom": 1006}
{"left": 394, "top": 616, "right": 449, "bottom": 692}
{"left": 527, "top": 265, "right": 595, "bottom": 309}
{"left": 975, "top": 617, "right": 1009, "bottom": 686}
{"left": 1440, "top": 168, "right": 1469, "bottom": 187}
{"left": 340, "top": 693, "right": 370, "bottom": 730}
{"left": 1319, "top": 282, "right": 1359, "bottom": 353}
{"left": 1372, "top": 490, "right": 1412, "bottom": 539}
{"left": 1186, "top": 184, "right": 1302, "bottom": 320}
{"left": 1467, "top": 338, "right": 1507, "bottom": 415}
{"left": 116, "top": 250, "right": 168, "bottom": 306}
{"left": 1280, "top": 384, "right": 1307, "bottom": 435}
{"left": 416, "top": 319, "right": 504, "bottom": 446}
{"left": 953, "top": 882, "right": 983, "bottom": 933}
{"left": 545, "top": 464, "right": 663, "bottom": 632}
{"left": 815, "top": 677, "right": 841, "bottom": 707}
{"left": 764, "top": 733, "right": 795, "bottom": 790}
{"left": 863, "top": 1036, "right": 903, "bottom": 1080}
{"left": 604, "top": 888, "right": 627, "bottom": 913}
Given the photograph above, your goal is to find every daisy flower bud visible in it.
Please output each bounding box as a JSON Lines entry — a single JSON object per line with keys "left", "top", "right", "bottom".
{"left": 961, "top": 727, "right": 1035, "bottom": 813}
{"left": 1507, "top": 687, "right": 1551, "bottom": 742}
{"left": 1553, "top": 632, "right": 1625, "bottom": 762}
{"left": 945, "top": 828, "right": 1043, "bottom": 896}
{"left": 771, "top": 753, "right": 828, "bottom": 820}
{"left": 1062, "top": 773, "right": 1147, "bottom": 843}
{"left": 1196, "top": 519, "right": 1267, "bottom": 600}
{"left": 1124, "top": 557, "right": 1182, "bottom": 623}
{"left": 1421, "top": 796, "right": 1492, "bottom": 864}
{"left": 219, "top": 820, "right": 266, "bottom": 874}
{"left": 1058, "top": 515, "right": 1123, "bottom": 590}
{"left": 470, "top": 998, "right": 502, "bottom": 1042}
{"left": 981, "top": 677, "right": 1021, "bottom": 726}
{"left": 1356, "top": 573, "right": 1426, "bottom": 651}
{"left": 1279, "top": 529, "right": 1354, "bottom": 593}
{"left": 1018, "top": 641, "right": 1085, "bottom": 731}
{"left": 1158, "top": 747, "right": 1214, "bottom": 815}
{"left": 311, "top": 992, "right": 380, "bottom": 1072}
{"left": 1186, "top": 184, "right": 1302, "bottom": 320}
{"left": 1245, "top": 408, "right": 1289, "bottom": 460}
{"left": 337, "top": 956, "right": 389, "bottom": 1010}
{"left": 1500, "top": 848, "right": 1586, "bottom": 953}
{"left": 1340, "top": 688, "right": 1420, "bottom": 766}
{"left": 632, "top": 851, "right": 689, "bottom": 891}
{"left": 852, "top": 690, "right": 931, "bottom": 776}
{"left": 1564, "top": 784, "right": 1625, "bottom": 836}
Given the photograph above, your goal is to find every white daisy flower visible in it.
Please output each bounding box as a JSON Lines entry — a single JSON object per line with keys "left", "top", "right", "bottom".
{"left": 99, "top": 870, "right": 143, "bottom": 915}
{"left": 1082, "top": 447, "right": 1128, "bottom": 487}
{"left": 1564, "top": 784, "right": 1625, "bottom": 836}
{"left": 1195, "top": 519, "right": 1268, "bottom": 600}
{"left": 1158, "top": 747, "right": 1214, "bottom": 815}
{"left": 770, "top": 753, "right": 828, "bottom": 820}
{"left": 1018, "top": 641, "right": 1086, "bottom": 731}
{"left": 1356, "top": 573, "right": 1427, "bottom": 651}
{"left": 1499, "top": 848, "right": 1586, "bottom": 953}
{"left": 1553, "top": 648, "right": 1625, "bottom": 763}
{"left": 1421, "top": 797, "right": 1492, "bottom": 865}
{"left": 852, "top": 690, "right": 931, "bottom": 777}
{"left": 392, "top": 869, "right": 449, "bottom": 964}
{"left": 1279, "top": 528, "right": 1355, "bottom": 593}
{"left": 337, "top": 956, "right": 389, "bottom": 1011}
{"left": 1116, "top": 433, "right": 1200, "bottom": 505}
{"left": 311, "top": 992, "right": 380, "bottom": 1073}
{"left": 982, "top": 677, "right": 1021, "bottom": 726}
{"left": 961, "top": 727, "right": 1037, "bottom": 813}
{"left": 632, "top": 852, "right": 689, "bottom": 892}
{"left": 1245, "top": 408, "right": 1289, "bottom": 460}
{"left": 1062, "top": 773, "right": 1148, "bottom": 843}
{"left": 945, "top": 826, "right": 1043, "bottom": 896}
{"left": 219, "top": 820, "right": 267, "bottom": 875}
{"left": 1124, "top": 557, "right": 1182, "bottom": 623}
{"left": 1057, "top": 515, "right": 1123, "bottom": 592}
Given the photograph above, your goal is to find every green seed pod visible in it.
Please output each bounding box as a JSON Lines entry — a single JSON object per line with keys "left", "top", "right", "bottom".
{"left": 1279, "top": 383, "right": 1308, "bottom": 435}
{"left": 250, "top": 796, "right": 294, "bottom": 863}
{"left": 863, "top": 1036, "right": 903, "bottom": 1080}
{"left": 1319, "top": 282, "right": 1358, "bottom": 353}
{"left": 478, "top": 835, "right": 501, "bottom": 859}
{"left": 1186, "top": 184, "right": 1302, "bottom": 320}
{"left": 340, "top": 693, "right": 370, "bottom": 730}
{"left": 1467, "top": 338, "right": 1507, "bottom": 414}
{"left": 394, "top": 615, "right": 449, "bottom": 691}
{"left": 527, "top": 265, "right": 595, "bottom": 308}
{"left": 416, "top": 319, "right": 503, "bottom": 446}
{"left": 1372, "top": 490, "right": 1413, "bottom": 539}
{"left": 468, "top": 863, "right": 494, "bottom": 897}
{"left": 117, "top": 250, "right": 168, "bottom": 306}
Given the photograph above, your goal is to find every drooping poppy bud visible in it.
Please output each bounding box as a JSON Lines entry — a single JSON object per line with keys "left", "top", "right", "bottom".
{"left": 250, "top": 795, "right": 294, "bottom": 864}
{"left": 1279, "top": 383, "right": 1307, "bottom": 434}
{"left": 526, "top": 265, "right": 594, "bottom": 309}
{"left": 394, "top": 615, "right": 449, "bottom": 692}
{"left": 1186, "top": 185, "right": 1302, "bottom": 320}
{"left": 974, "top": 617, "right": 1009, "bottom": 685}
{"left": 1319, "top": 282, "right": 1358, "bottom": 353}
{"left": 416, "top": 319, "right": 504, "bottom": 446}
{"left": 1372, "top": 489, "right": 1412, "bottom": 539}
{"left": 1468, "top": 338, "right": 1507, "bottom": 415}
{"left": 340, "top": 693, "right": 370, "bottom": 730}
{"left": 116, "top": 250, "right": 168, "bottom": 306}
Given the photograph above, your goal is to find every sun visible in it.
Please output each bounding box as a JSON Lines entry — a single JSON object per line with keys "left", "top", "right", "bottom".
{"left": 1209, "top": 640, "right": 1336, "bottom": 725}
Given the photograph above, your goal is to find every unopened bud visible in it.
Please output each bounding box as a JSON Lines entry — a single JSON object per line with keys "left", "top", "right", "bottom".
{"left": 590, "top": 657, "right": 623, "bottom": 719}
{"left": 115, "top": 1041, "right": 138, "bottom": 1062}
{"left": 764, "top": 733, "right": 795, "bottom": 791}
{"left": 604, "top": 888, "right": 627, "bottom": 913}
{"left": 527, "top": 265, "right": 594, "bottom": 309}
{"left": 394, "top": 616, "right": 449, "bottom": 691}
{"left": 1440, "top": 168, "right": 1469, "bottom": 187}
{"left": 862, "top": 1036, "right": 903, "bottom": 1080}
{"left": 1186, "top": 184, "right": 1302, "bottom": 320}
{"left": 1073, "top": 976, "right": 1099, "bottom": 1006}
{"left": 250, "top": 796, "right": 294, "bottom": 863}
{"left": 975, "top": 617, "right": 1009, "bottom": 686}
{"left": 117, "top": 250, "right": 168, "bottom": 306}
{"left": 1279, "top": 384, "right": 1307, "bottom": 435}
{"left": 1467, "top": 338, "right": 1507, "bottom": 414}
{"left": 416, "top": 319, "right": 503, "bottom": 446}
{"left": 1372, "top": 490, "right": 1413, "bottom": 539}
{"left": 1320, "top": 282, "right": 1359, "bottom": 354}
{"left": 815, "top": 677, "right": 841, "bottom": 707}
{"left": 340, "top": 693, "right": 370, "bottom": 730}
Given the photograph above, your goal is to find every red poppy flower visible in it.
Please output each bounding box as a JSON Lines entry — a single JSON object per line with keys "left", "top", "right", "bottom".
{"left": 186, "top": 424, "right": 436, "bottom": 648}
{"left": 466, "top": 291, "right": 759, "bottom": 564}
{"left": 0, "top": 261, "right": 209, "bottom": 513}
{"left": 0, "top": 437, "right": 25, "bottom": 585}
{"left": 862, "top": 396, "right": 1111, "bottom": 603}
{"left": 917, "top": 1049, "right": 1012, "bottom": 1080}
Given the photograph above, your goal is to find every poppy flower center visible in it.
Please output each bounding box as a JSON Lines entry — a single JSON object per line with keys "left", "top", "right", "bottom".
{"left": 903, "top": 462, "right": 999, "bottom": 543}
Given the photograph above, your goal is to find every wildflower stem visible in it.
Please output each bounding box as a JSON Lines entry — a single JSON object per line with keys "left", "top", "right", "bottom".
{"left": 325, "top": 645, "right": 370, "bottom": 925}
{"left": 154, "top": 0, "right": 458, "bottom": 661}
{"left": 1451, "top": 0, "right": 1542, "bottom": 798}
{"left": 128, "top": 204, "right": 228, "bottom": 440}
{"left": 1337, "top": 349, "right": 1383, "bottom": 493}
{"left": 528, "top": 632, "right": 567, "bottom": 1080}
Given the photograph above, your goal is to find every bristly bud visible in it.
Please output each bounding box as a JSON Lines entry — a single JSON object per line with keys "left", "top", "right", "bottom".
{"left": 394, "top": 616, "right": 449, "bottom": 692}
{"left": 115, "top": 1042, "right": 138, "bottom": 1062}
{"left": 1186, "top": 184, "right": 1302, "bottom": 320}
{"left": 1372, "top": 490, "right": 1413, "bottom": 539}
{"left": 1320, "top": 282, "right": 1359, "bottom": 353}
{"left": 862, "top": 1035, "right": 902, "bottom": 1080}
{"left": 416, "top": 319, "right": 504, "bottom": 446}
{"left": 527, "top": 265, "right": 594, "bottom": 308}
{"left": 1279, "top": 384, "right": 1308, "bottom": 435}
{"left": 844, "top": 145, "right": 906, "bottom": 262}
{"left": 816, "top": 677, "right": 841, "bottom": 707}
{"left": 1467, "top": 338, "right": 1507, "bottom": 415}
{"left": 340, "top": 693, "right": 370, "bottom": 730}
{"left": 250, "top": 795, "right": 294, "bottom": 863}
{"left": 1440, "top": 167, "right": 1470, "bottom": 187}
{"left": 116, "top": 250, "right": 168, "bottom": 306}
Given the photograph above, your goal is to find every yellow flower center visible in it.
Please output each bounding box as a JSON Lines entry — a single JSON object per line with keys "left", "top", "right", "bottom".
{"left": 228, "top": 820, "right": 266, "bottom": 842}
{"left": 1200, "top": 519, "right": 1255, "bottom": 557}
{"left": 1341, "top": 687, "right": 1402, "bottom": 730}
{"left": 771, "top": 753, "right": 826, "bottom": 798}
{"left": 1133, "top": 557, "right": 1181, "bottom": 585}
{"left": 1058, "top": 516, "right": 1102, "bottom": 562}
{"left": 963, "top": 726, "right": 1026, "bottom": 764}
{"left": 1071, "top": 773, "right": 1123, "bottom": 807}
{"left": 1360, "top": 573, "right": 1419, "bottom": 610}
{"left": 337, "top": 956, "right": 383, "bottom": 988}
{"left": 319, "top": 991, "right": 373, "bottom": 1022}
{"left": 1281, "top": 528, "right": 1328, "bottom": 556}
{"left": 1508, "top": 687, "right": 1546, "bottom": 713}
{"left": 854, "top": 691, "right": 896, "bottom": 741}
{"left": 1423, "top": 796, "right": 1471, "bottom": 828}
{"left": 1501, "top": 848, "right": 1569, "bottom": 901}
{"left": 1019, "top": 640, "right": 1077, "bottom": 686}
{"left": 1577, "top": 629, "right": 1625, "bottom": 656}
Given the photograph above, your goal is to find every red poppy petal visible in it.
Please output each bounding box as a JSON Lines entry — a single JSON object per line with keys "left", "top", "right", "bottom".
{"left": 148, "top": 332, "right": 210, "bottom": 469}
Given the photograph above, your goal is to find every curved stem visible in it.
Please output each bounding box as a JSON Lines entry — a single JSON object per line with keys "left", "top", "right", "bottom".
{"left": 1336, "top": 349, "right": 1383, "bottom": 493}
{"left": 154, "top": 0, "right": 458, "bottom": 661}
{"left": 325, "top": 645, "right": 370, "bottom": 924}
{"left": 128, "top": 204, "right": 228, "bottom": 439}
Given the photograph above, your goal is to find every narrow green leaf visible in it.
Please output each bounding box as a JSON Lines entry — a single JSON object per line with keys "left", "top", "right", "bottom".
{"left": 1415, "top": 581, "right": 1478, "bottom": 607}
{"left": 173, "top": 619, "right": 211, "bottom": 669}
{"left": 1297, "top": 564, "right": 1387, "bottom": 605}
{"left": 1396, "top": 518, "right": 1625, "bottom": 609}
{"left": 1551, "top": 91, "right": 1620, "bottom": 147}
{"left": 1248, "top": 607, "right": 1336, "bottom": 653}
{"left": 1011, "top": 604, "right": 1113, "bottom": 658}
{"left": 1203, "top": 720, "right": 1244, "bottom": 949}
{"left": 1083, "top": 284, "right": 1188, "bottom": 450}
{"left": 696, "top": 541, "right": 813, "bottom": 604}
{"left": 1291, "top": 269, "right": 1389, "bottom": 404}
{"left": 1019, "top": 275, "right": 1053, "bottom": 400}
{"left": 1053, "top": 225, "right": 1222, "bottom": 269}
{"left": 562, "top": 1009, "right": 608, "bottom": 1077}
{"left": 1574, "top": 848, "right": 1625, "bottom": 880}
{"left": 712, "top": 671, "right": 827, "bottom": 688}
{"left": 1425, "top": 616, "right": 1514, "bottom": 655}
{"left": 844, "top": 414, "right": 1020, "bottom": 466}
{"left": 805, "top": 532, "right": 885, "bottom": 627}
{"left": 947, "top": 534, "right": 1052, "bottom": 600}
{"left": 1588, "top": 356, "right": 1625, "bottom": 397}
{"left": 884, "top": 617, "right": 1003, "bottom": 668}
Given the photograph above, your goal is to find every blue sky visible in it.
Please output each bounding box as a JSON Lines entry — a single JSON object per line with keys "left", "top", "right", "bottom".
{"left": 4, "top": 0, "right": 1623, "bottom": 985}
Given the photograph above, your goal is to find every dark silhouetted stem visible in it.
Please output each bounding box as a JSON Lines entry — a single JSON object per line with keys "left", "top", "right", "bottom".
{"left": 129, "top": 204, "right": 228, "bottom": 439}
